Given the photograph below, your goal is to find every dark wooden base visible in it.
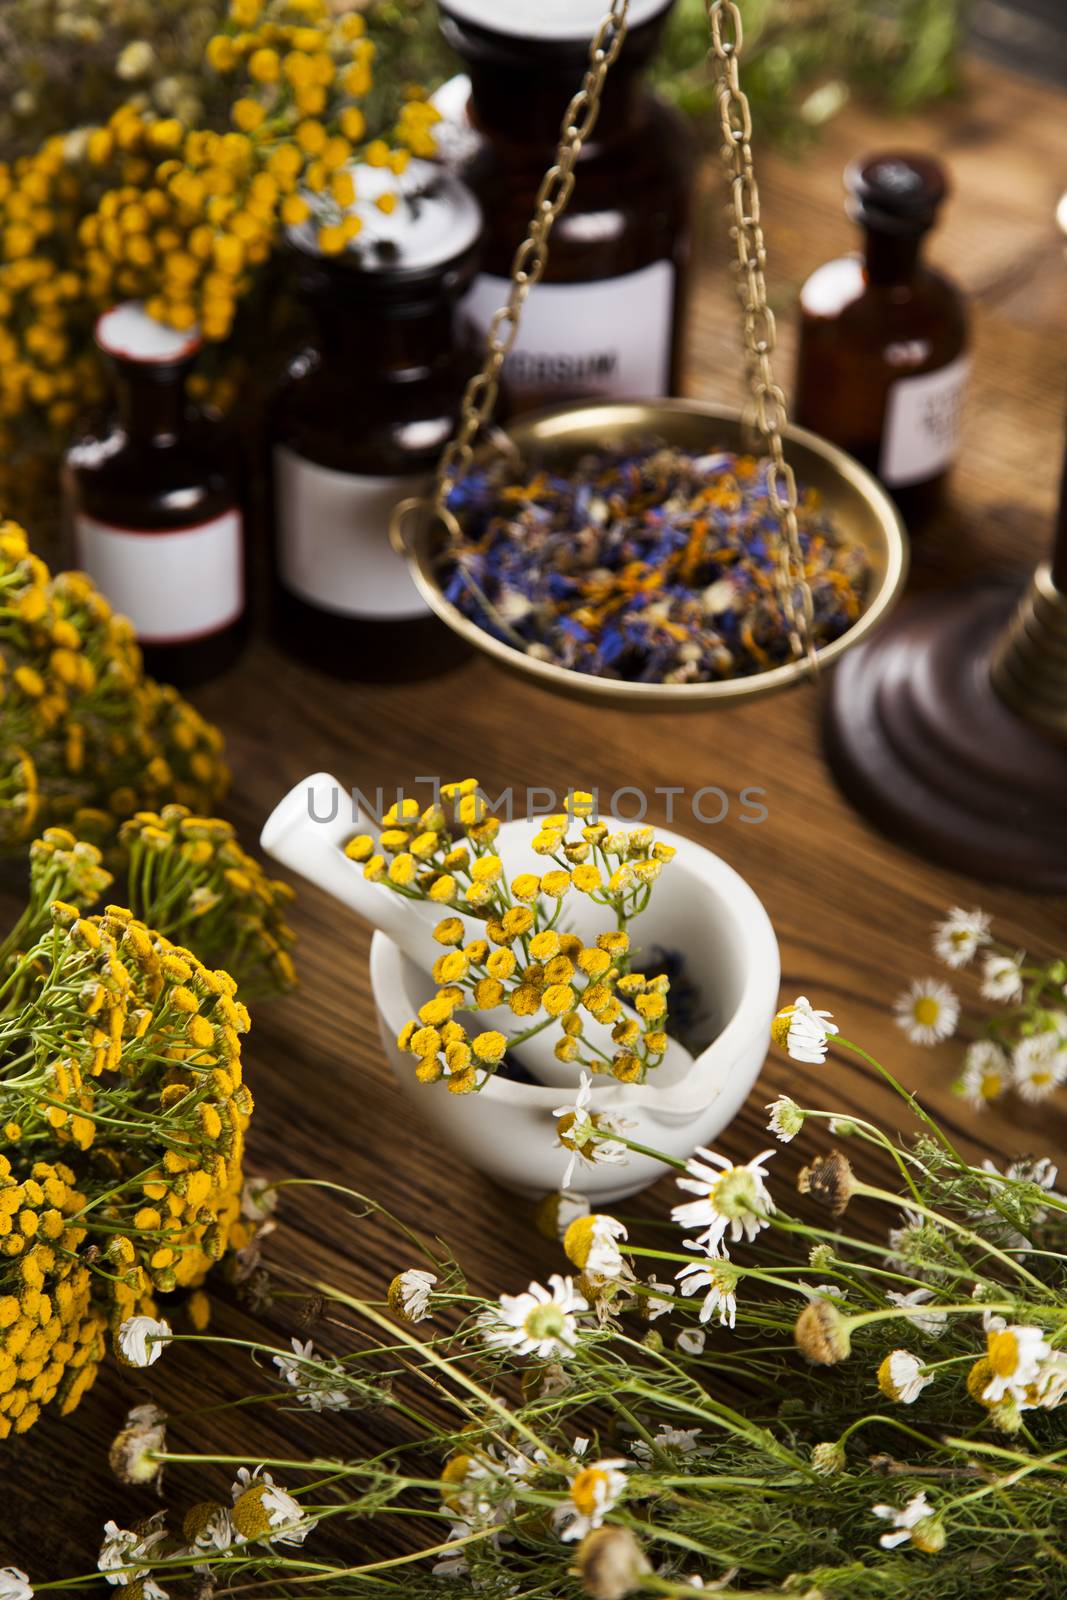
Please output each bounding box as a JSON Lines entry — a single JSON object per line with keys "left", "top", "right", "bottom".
{"left": 823, "top": 580, "right": 1067, "bottom": 890}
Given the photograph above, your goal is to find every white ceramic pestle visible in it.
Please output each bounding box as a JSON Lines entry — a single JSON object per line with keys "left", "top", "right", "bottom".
{"left": 260, "top": 772, "right": 697, "bottom": 1090}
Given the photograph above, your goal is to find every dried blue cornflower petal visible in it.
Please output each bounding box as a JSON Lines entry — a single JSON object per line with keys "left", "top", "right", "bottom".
{"left": 441, "top": 444, "right": 869, "bottom": 683}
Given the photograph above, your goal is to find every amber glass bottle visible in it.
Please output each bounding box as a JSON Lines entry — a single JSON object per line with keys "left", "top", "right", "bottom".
{"left": 793, "top": 153, "right": 969, "bottom": 527}
{"left": 268, "top": 162, "right": 481, "bottom": 680}
{"left": 435, "top": 0, "right": 693, "bottom": 413}
{"left": 63, "top": 303, "right": 246, "bottom": 686}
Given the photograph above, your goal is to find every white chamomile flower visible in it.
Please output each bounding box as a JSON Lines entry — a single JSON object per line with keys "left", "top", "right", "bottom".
{"left": 116, "top": 1315, "right": 172, "bottom": 1369}
{"left": 479, "top": 1274, "right": 588, "bottom": 1360}
{"left": 231, "top": 1467, "right": 314, "bottom": 1546}
{"left": 633, "top": 1424, "right": 702, "bottom": 1462}
{"left": 885, "top": 1287, "right": 947, "bottom": 1338}
{"left": 556, "top": 1191, "right": 592, "bottom": 1237}
{"left": 563, "top": 1213, "right": 630, "bottom": 1285}
{"left": 241, "top": 1175, "right": 278, "bottom": 1222}
{"left": 388, "top": 1268, "right": 437, "bottom": 1323}
{"left": 272, "top": 1337, "right": 350, "bottom": 1412}
{"left": 982, "top": 1324, "right": 1052, "bottom": 1405}
{"left": 771, "top": 997, "right": 837, "bottom": 1065}
{"left": 554, "top": 1453, "right": 630, "bottom": 1541}
{"left": 0, "top": 1572, "right": 33, "bottom": 1600}
{"left": 958, "top": 1039, "right": 1010, "bottom": 1109}
{"left": 877, "top": 1348, "right": 934, "bottom": 1405}
{"left": 553, "top": 1073, "right": 633, "bottom": 1190}
{"left": 1012, "top": 1033, "right": 1067, "bottom": 1103}
{"left": 671, "top": 1147, "right": 775, "bottom": 1253}
{"left": 766, "top": 1094, "right": 804, "bottom": 1143}
{"left": 676, "top": 1326, "right": 706, "bottom": 1356}
{"left": 872, "top": 1490, "right": 941, "bottom": 1551}
{"left": 676, "top": 1254, "right": 740, "bottom": 1329}
{"left": 1027, "top": 1354, "right": 1067, "bottom": 1411}
{"left": 980, "top": 950, "right": 1026, "bottom": 1003}
{"left": 98, "top": 1517, "right": 166, "bottom": 1586}
{"left": 893, "top": 979, "right": 959, "bottom": 1046}
{"left": 644, "top": 1278, "right": 675, "bottom": 1320}
{"left": 932, "top": 907, "right": 991, "bottom": 968}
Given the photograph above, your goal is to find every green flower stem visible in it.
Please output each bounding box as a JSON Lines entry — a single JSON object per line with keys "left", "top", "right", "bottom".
{"left": 851, "top": 1180, "right": 1053, "bottom": 1294}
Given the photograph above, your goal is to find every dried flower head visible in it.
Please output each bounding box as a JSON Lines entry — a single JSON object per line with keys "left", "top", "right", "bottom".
{"left": 797, "top": 1150, "right": 856, "bottom": 1218}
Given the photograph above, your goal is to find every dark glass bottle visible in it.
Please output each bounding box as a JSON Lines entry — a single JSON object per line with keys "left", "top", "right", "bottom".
{"left": 434, "top": 0, "right": 694, "bottom": 413}
{"left": 268, "top": 162, "right": 482, "bottom": 680}
{"left": 62, "top": 304, "right": 246, "bottom": 686}
{"left": 793, "top": 153, "right": 969, "bottom": 527}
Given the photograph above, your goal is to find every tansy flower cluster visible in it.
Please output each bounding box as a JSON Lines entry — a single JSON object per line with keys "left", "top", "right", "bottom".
{"left": 118, "top": 807, "right": 297, "bottom": 997}
{"left": 0, "top": 0, "right": 436, "bottom": 475}
{"left": 343, "top": 781, "right": 677, "bottom": 1092}
{"left": 0, "top": 847, "right": 257, "bottom": 1435}
{"left": 898, "top": 906, "right": 1067, "bottom": 1113}
{"left": 0, "top": 520, "right": 229, "bottom": 849}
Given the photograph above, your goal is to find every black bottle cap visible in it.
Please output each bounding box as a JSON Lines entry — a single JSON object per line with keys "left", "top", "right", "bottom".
{"left": 845, "top": 153, "right": 948, "bottom": 236}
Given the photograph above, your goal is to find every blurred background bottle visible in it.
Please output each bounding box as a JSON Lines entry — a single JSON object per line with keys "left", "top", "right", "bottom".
{"left": 433, "top": 0, "right": 694, "bottom": 413}
{"left": 62, "top": 303, "right": 246, "bottom": 686}
{"left": 267, "top": 161, "right": 482, "bottom": 681}
{"left": 793, "top": 152, "right": 969, "bottom": 527}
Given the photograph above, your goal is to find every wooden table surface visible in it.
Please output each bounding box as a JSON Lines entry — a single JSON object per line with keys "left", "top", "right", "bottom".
{"left": 7, "top": 52, "right": 1067, "bottom": 1579}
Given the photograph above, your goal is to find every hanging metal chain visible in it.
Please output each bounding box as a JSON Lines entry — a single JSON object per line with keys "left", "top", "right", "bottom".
{"left": 705, "top": 0, "right": 815, "bottom": 667}
{"left": 428, "top": 0, "right": 630, "bottom": 531}
{"left": 401, "top": 0, "right": 814, "bottom": 669}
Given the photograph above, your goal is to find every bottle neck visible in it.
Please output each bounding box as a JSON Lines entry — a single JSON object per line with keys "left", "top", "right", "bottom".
{"left": 466, "top": 53, "right": 643, "bottom": 149}
{"left": 862, "top": 225, "right": 924, "bottom": 286}
{"left": 114, "top": 365, "right": 189, "bottom": 445}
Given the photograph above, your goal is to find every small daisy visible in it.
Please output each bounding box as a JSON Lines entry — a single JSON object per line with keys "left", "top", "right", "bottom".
{"left": 1012, "top": 1034, "right": 1067, "bottom": 1103}
{"left": 553, "top": 1073, "right": 633, "bottom": 1190}
{"left": 871, "top": 1490, "right": 938, "bottom": 1550}
{"left": 676, "top": 1326, "right": 706, "bottom": 1356}
{"left": 116, "top": 1315, "right": 172, "bottom": 1369}
{"left": 932, "top": 907, "right": 991, "bottom": 968}
{"left": 983, "top": 1324, "right": 1052, "bottom": 1404}
{"left": 980, "top": 950, "right": 1026, "bottom": 1003}
{"left": 676, "top": 1254, "right": 740, "bottom": 1329}
{"left": 479, "top": 1274, "right": 588, "bottom": 1361}
{"left": 672, "top": 1147, "right": 775, "bottom": 1253}
{"left": 272, "top": 1337, "right": 350, "bottom": 1412}
{"left": 633, "top": 1425, "right": 702, "bottom": 1462}
{"left": 885, "top": 1287, "right": 947, "bottom": 1338}
{"left": 893, "top": 979, "right": 959, "bottom": 1046}
{"left": 0, "top": 1572, "right": 33, "bottom": 1600}
{"left": 240, "top": 1175, "right": 278, "bottom": 1222}
{"left": 554, "top": 1453, "right": 630, "bottom": 1541}
{"left": 99, "top": 1517, "right": 166, "bottom": 1586}
{"left": 958, "top": 1039, "right": 1009, "bottom": 1110}
{"left": 771, "top": 997, "right": 837, "bottom": 1065}
{"left": 563, "top": 1213, "right": 630, "bottom": 1284}
{"left": 644, "top": 1278, "right": 675, "bottom": 1320}
{"left": 877, "top": 1349, "right": 934, "bottom": 1405}
{"left": 766, "top": 1094, "right": 804, "bottom": 1143}
{"left": 231, "top": 1467, "right": 314, "bottom": 1547}
{"left": 388, "top": 1268, "right": 437, "bottom": 1323}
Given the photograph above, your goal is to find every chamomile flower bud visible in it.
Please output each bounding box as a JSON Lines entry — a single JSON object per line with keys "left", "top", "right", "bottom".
{"left": 387, "top": 1268, "right": 437, "bottom": 1323}
{"left": 810, "top": 1440, "right": 846, "bottom": 1475}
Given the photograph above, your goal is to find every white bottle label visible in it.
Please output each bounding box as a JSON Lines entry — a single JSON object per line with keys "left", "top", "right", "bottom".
{"left": 462, "top": 261, "right": 675, "bottom": 403}
{"left": 274, "top": 446, "right": 430, "bottom": 621}
{"left": 73, "top": 509, "right": 243, "bottom": 644}
{"left": 880, "top": 353, "right": 970, "bottom": 487}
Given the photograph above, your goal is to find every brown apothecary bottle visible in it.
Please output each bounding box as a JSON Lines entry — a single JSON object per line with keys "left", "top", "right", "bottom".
{"left": 62, "top": 303, "right": 246, "bottom": 687}
{"left": 793, "top": 152, "right": 969, "bottom": 528}
{"left": 434, "top": 0, "right": 694, "bottom": 414}
{"left": 267, "top": 161, "right": 482, "bottom": 681}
